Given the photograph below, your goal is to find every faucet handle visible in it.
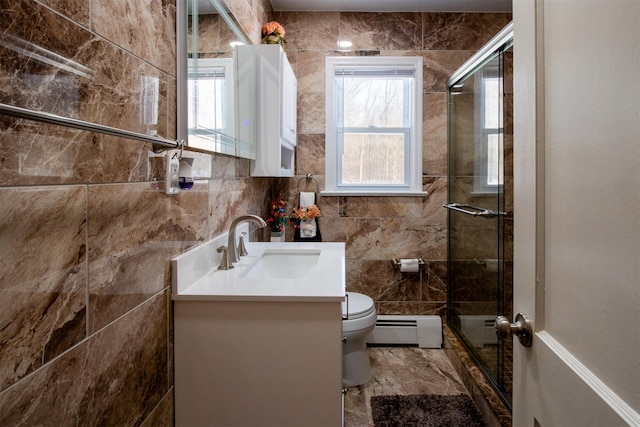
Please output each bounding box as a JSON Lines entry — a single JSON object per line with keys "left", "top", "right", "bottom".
{"left": 238, "top": 232, "right": 248, "bottom": 257}
{"left": 216, "top": 246, "right": 234, "bottom": 270}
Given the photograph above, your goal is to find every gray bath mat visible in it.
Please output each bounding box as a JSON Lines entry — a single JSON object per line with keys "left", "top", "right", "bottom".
{"left": 371, "top": 393, "right": 486, "bottom": 427}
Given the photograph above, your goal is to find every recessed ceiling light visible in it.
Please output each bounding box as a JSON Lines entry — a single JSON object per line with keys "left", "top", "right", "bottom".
{"left": 337, "top": 40, "right": 352, "bottom": 49}
{"left": 230, "top": 41, "right": 244, "bottom": 47}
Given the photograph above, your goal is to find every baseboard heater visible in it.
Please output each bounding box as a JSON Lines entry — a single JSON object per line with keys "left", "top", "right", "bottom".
{"left": 366, "top": 315, "right": 443, "bottom": 348}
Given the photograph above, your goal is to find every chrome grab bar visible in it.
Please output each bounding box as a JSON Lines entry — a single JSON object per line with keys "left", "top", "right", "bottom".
{"left": 443, "top": 203, "right": 507, "bottom": 219}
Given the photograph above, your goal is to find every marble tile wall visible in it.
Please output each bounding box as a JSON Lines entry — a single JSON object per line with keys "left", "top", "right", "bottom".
{"left": 0, "top": 0, "right": 271, "bottom": 425}
{"left": 274, "top": 11, "right": 511, "bottom": 316}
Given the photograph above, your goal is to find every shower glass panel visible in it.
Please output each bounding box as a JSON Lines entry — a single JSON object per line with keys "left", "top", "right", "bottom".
{"left": 447, "top": 24, "right": 513, "bottom": 408}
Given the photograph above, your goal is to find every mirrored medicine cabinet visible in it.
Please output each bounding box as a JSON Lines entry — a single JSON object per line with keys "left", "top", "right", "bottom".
{"left": 177, "top": 0, "right": 257, "bottom": 159}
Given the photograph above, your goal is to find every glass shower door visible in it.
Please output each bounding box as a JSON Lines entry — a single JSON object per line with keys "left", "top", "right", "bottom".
{"left": 447, "top": 41, "right": 513, "bottom": 407}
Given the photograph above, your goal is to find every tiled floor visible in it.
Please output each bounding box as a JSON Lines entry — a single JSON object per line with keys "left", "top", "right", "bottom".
{"left": 343, "top": 347, "right": 475, "bottom": 426}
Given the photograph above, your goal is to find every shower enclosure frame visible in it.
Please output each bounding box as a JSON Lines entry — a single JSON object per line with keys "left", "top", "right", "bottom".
{"left": 446, "top": 22, "right": 514, "bottom": 409}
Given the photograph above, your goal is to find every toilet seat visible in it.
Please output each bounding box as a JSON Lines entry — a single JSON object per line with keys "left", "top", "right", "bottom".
{"left": 342, "top": 292, "right": 375, "bottom": 319}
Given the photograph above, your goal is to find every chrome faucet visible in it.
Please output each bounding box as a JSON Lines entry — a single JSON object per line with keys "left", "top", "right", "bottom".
{"left": 226, "top": 214, "right": 267, "bottom": 264}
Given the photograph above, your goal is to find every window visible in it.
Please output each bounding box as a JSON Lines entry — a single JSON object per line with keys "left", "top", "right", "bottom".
{"left": 474, "top": 67, "right": 504, "bottom": 193}
{"left": 325, "top": 57, "right": 423, "bottom": 195}
{"left": 187, "top": 58, "right": 235, "bottom": 153}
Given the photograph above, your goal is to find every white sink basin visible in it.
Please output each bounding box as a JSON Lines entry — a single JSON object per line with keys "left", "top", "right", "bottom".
{"left": 172, "top": 240, "right": 345, "bottom": 302}
{"left": 240, "top": 249, "right": 321, "bottom": 279}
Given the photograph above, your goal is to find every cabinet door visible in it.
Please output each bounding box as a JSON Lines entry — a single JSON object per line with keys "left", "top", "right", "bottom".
{"left": 281, "top": 57, "right": 297, "bottom": 146}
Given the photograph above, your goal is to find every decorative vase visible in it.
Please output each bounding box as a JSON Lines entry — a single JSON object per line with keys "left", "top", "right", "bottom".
{"left": 270, "top": 229, "right": 285, "bottom": 242}
{"left": 299, "top": 219, "right": 317, "bottom": 238}
{"left": 263, "top": 34, "right": 284, "bottom": 45}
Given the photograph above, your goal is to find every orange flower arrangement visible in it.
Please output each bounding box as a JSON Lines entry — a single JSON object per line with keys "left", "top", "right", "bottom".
{"left": 261, "top": 21, "right": 286, "bottom": 45}
{"left": 291, "top": 204, "right": 321, "bottom": 221}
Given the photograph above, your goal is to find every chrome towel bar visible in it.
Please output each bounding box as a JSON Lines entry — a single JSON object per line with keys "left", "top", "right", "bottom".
{"left": 0, "top": 103, "right": 182, "bottom": 149}
{"left": 443, "top": 203, "right": 507, "bottom": 219}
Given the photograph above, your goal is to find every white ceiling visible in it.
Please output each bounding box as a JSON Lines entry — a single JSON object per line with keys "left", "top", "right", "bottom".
{"left": 269, "top": 0, "right": 512, "bottom": 12}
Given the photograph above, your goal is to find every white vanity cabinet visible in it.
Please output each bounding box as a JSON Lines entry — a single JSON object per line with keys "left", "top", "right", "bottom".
{"left": 250, "top": 45, "right": 297, "bottom": 177}
{"left": 173, "top": 300, "right": 343, "bottom": 426}
{"left": 172, "top": 240, "right": 346, "bottom": 427}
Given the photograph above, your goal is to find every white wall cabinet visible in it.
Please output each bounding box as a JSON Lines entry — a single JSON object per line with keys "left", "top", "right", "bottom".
{"left": 250, "top": 45, "right": 297, "bottom": 177}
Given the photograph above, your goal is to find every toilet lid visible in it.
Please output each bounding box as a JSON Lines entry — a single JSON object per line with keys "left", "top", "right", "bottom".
{"left": 342, "top": 292, "right": 375, "bottom": 319}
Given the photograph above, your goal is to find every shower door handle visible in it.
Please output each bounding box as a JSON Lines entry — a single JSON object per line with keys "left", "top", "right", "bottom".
{"left": 495, "top": 313, "right": 533, "bottom": 347}
{"left": 443, "top": 203, "right": 507, "bottom": 219}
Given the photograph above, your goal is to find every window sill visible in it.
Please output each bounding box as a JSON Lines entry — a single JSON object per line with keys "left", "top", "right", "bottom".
{"left": 320, "top": 191, "right": 429, "bottom": 197}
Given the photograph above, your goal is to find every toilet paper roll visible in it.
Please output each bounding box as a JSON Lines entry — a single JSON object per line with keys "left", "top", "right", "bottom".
{"left": 400, "top": 259, "right": 420, "bottom": 273}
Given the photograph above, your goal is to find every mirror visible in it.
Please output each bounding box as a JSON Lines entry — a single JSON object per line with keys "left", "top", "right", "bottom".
{"left": 177, "top": 0, "right": 256, "bottom": 159}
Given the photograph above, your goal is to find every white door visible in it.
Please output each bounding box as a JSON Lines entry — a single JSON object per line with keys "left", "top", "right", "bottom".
{"left": 511, "top": 0, "right": 640, "bottom": 426}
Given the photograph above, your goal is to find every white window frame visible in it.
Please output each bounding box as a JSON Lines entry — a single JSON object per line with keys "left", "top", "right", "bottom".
{"left": 473, "top": 66, "right": 504, "bottom": 194}
{"left": 324, "top": 56, "right": 425, "bottom": 196}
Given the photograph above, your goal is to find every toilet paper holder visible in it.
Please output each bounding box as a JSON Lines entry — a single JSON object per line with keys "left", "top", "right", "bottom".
{"left": 391, "top": 258, "right": 424, "bottom": 268}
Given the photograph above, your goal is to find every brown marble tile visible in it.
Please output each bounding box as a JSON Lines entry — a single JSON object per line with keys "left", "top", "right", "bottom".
{"left": 344, "top": 347, "right": 473, "bottom": 426}
{"left": 0, "top": 1, "right": 173, "bottom": 140}
{"left": 208, "top": 176, "right": 270, "bottom": 236}
{"left": 296, "top": 50, "right": 330, "bottom": 94}
{"left": 443, "top": 326, "right": 512, "bottom": 427}
{"left": 0, "top": 292, "right": 169, "bottom": 426}
{"left": 368, "top": 348, "right": 468, "bottom": 395}
{"left": 377, "top": 301, "right": 447, "bottom": 317}
{"left": 141, "top": 389, "right": 174, "bottom": 427}
{"left": 423, "top": 133, "right": 448, "bottom": 176}
{"left": 91, "top": 0, "right": 176, "bottom": 75}
{"left": 273, "top": 12, "right": 341, "bottom": 50}
{"left": 191, "top": 13, "right": 243, "bottom": 57}
{"left": 379, "top": 218, "right": 447, "bottom": 260}
{"left": 422, "top": 260, "right": 447, "bottom": 302}
{"left": 0, "top": 119, "right": 161, "bottom": 186}
{"left": 226, "top": 0, "right": 262, "bottom": 44}
{"left": 423, "top": 13, "right": 511, "bottom": 51}
{"left": 365, "top": 260, "right": 422, "bottom": 302}
{"left": 316, "top": 194, "right": 339, "bottom": 218}
{"left": 423, "top": 92, "right": 448, "bottom": 136}
{"left": 0, "top": 2, "right": 92, "bottom": 109}
{"left": 87, "top": 182, "right": 205, "bottom": 332}
{"left": 343, "top": 384, "right": 369, "bottom": 427}
{"left": 298, "top": 91, "right": 325, "bottom": 134}
{"left": 345, "top": 259, "right": 423, "bottom": 304}
{"left": 192, "top": 14, "right": 224, "bottom": 54}
{"left": 163, "top": 74, "right": 177, "bottom": 140}
{"left": 295, "top": 133, "right": 325, "bottom": 176}
{"left": 0, "top": 186, "right": 87, "bottom": 392}
{"left": 339, "top": 191, "right": 447, "bottom": 224}
{"left": 423, "top": 176, "right": 448, "bottom": 218}
{"left": 422, "top": 50, "right": 473, "bottom": 93}
{"left": 340, "top": 13, "right": 422, "bottom": 51}
{"left": 37, "top": 0, "right": 89, "bottom": 27}
{"left": 342, "top": 218, "right": 382, "bottom": 259}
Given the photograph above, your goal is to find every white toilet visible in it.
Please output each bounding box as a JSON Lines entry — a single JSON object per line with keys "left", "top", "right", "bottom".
{"left": 341, "top": 292, "right": 377, "bottom": 386}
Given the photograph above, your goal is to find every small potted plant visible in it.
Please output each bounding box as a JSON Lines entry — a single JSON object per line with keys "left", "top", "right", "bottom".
{"left": 265, "top": 192, "right": 289, "bottom": 241}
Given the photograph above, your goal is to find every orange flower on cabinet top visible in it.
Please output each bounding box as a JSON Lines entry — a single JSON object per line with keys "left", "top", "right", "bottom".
{"left": 261, "top": 21, "right": 286, "bottom": 45}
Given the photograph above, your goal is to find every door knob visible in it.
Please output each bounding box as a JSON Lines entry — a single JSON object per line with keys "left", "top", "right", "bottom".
{"left": 495, "top": 313, "right": 533, "bottom": 347}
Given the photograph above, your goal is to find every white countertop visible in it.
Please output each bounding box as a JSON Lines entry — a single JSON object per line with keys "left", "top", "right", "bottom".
{"left": 172, "top": 239, "right": 346, "bottom": 302}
